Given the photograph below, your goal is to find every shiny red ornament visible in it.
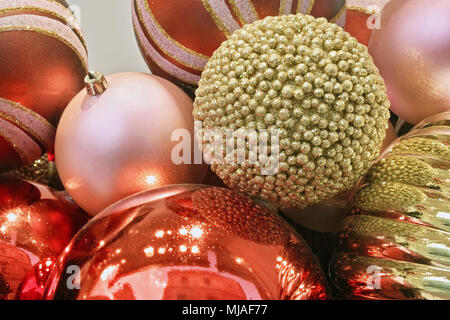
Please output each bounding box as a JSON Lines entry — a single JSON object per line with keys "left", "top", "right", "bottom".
{"left": 43, "top": 185, "right": 329, "bottom": 300}
{"left": 15, "top": 257, "right": 55, "bottom": 300}
{"left": 0, "top": 178, "right": 89, "bottom": 300}
{"left": 132, "top": 0, "right": 346, "bottom": 91}
{"left": 0, "top": 0, "right": 88, "bottom": 172}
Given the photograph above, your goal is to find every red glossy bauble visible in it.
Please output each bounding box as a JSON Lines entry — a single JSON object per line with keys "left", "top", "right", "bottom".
{"left": 0, "top": 178, "right": 89, "bottom": 300}
{"left": 0, "top": 0, "right": 88, "bottom": 172}
{"left": 55, "top": 72, "right": 208, "bottom": 215}
{"left": 132, "top": 0, "right": 346, "bottom": 90}
{"left": 43, "top": 185, "right": 329, "bottom": 300}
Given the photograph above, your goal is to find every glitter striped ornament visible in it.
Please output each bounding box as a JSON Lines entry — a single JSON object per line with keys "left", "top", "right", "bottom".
{"left": 0, "top": 0, "right": 88, "bottom": 172}
{"left": 132, "top": 0, "right": 346, "bottom": 91}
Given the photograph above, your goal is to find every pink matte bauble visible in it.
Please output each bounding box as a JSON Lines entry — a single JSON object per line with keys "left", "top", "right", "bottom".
{"left": 368, "top": 0, "right": 450, "bottom": 124}
{"left": 55, "top": 73, "right": 207, "bottom": 215}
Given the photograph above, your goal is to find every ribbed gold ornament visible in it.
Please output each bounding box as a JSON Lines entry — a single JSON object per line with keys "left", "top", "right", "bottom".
{"left": 332, "top": 112, "right": 450, "bottom": 300}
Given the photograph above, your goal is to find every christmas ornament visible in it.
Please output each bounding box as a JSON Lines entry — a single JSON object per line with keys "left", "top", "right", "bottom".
{"left": 381, "top": 121, "right": 397, "bottom": 152}
{"left": 202, "top": 167, "right": 227, "bottom": 188}
{"left": 331, "top": 112, "right": 450, "bottom": 300}
{"left": 368, "top": 0, "right": 450, "bottom": 124}
{"left": 3, "top": 153, "right": 64, "bottom": 190}
{"left": 281, "top": 197, "right": 349, "bottom": 233}
{"left": 344, "top": 0, "right": 390, "bottom": 45}
{"left": 43, "top": 185, "right": 329, "bottom": 300}
{"left": 55, "top": 72, "right": 208, "bottom": 215}
{"left": 0, "top": 0, "right": 88, "bottom": 122}
{"left": 0, "top": 0, "right": 88, "bottom": 171}
{"left": 132, "top": 0, "right": 346, "bottom": 91}
{"left": 280, "top": 122, "right": 395, "bottom": 233}
{"left": 193, "top": 14, "right": 391, "bottom": 209}
{"left": 0, "top": 97, "right": 56, "bottom": 172}
{"left": 0, "top": 178, "right": 89, "bottom": 300}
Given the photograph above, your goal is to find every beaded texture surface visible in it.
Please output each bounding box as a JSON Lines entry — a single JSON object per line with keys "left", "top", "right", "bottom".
{"left": 193, "top": 14, "right": 390, "bottom": 208}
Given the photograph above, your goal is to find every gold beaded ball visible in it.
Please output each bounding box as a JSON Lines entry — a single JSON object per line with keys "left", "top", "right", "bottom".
{"left": 193, "top": 14, "right": 391, "bottom": 208}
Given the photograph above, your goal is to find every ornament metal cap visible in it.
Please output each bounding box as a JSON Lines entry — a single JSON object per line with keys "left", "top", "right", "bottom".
{"left": 84, "top": 71, "right": 108, "bottom": 96}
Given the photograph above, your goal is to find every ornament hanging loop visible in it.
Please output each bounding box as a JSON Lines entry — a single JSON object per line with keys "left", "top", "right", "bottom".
{"left": 84, "top": 71, "right": 108, "bottom": 96}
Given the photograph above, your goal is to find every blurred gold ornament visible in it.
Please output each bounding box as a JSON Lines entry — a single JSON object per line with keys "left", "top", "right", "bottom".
{"left": 193, "top": 13, "right": 391, "bottom": 209}
{"left": 332, "top": 111, "right": 450, "bottom": 300}
{"left": 6, "top": 154, "right": 63, "bottom": 190}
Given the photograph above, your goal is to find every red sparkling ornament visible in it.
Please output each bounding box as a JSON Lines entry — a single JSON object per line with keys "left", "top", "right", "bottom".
{"left": 15, "top": 257, "right": 55, "bottom": 300}
{"left": 0, "top": 178, "right": 89, "bottom": 300}
{"left": 132, "top": 0, "right": 346, "bottom": 90}
{"left": 43, "top": 185, "right": 329, "bottom": 300}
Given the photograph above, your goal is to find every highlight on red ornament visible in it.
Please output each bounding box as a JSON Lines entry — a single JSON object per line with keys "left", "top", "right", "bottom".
{"left": 0, "top": 178, "right": 89, "bottom": 300}
{"left": 43, "top": 185, "right": 329, "bottom": 300}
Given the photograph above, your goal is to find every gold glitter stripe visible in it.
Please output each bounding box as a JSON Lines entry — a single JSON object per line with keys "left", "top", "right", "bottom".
{"left": 279, "top": 0, "right": 293, "bottom": 15}
{"left": 0, "top": 2, "right": 86, "bottom": 49}
{"left": 228, "top": 0, "right": 258, "bottom": 25}
{"left": 140, "top": 0, "right": 209, "bottom": 60}
{"left": 201, "top": 0, "right": 235, "bottom": 37}
{"left": 132, "top": 7, "right": 200, "bottom": 85}
{"left": 296, "top": 0, "right": 303, "bottom": 13}
{"left": 330, "top": 5, "right": 346, "bottom": 24}
{"left": 0, "top": 111, "right": 47, "bottom": 150}
{"left": 136, "top": 0, "right": 207, "bottom": 71}
{"left": 306, "top": 0, "right": 315, "bottom": 14}
{"left": 133, "top": 25, "right": 200, "bottom": 85}
{"left": 346, "top": 5, "right": 378, "bottom": 15}
{"left": 0, "top": 98, "right": 55, "bottom": 149}
{"left": 0, "top": 25, "right": 87, "bottom": 71}
{"left": 0, "top": 117, "right": 42, "bottom": 164}
{"left": 296, "top": 0, "right": 310, "bottom": 14}
{"left": 228, "top": 0, "right": 246, "bottom": 25}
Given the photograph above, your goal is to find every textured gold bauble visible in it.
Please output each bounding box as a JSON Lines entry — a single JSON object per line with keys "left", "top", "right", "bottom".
{"left": 193, "top": 14, "right": 391, "bottom": 208}
{"left": 6, "top": 154, "right": 64, "bottom": 190}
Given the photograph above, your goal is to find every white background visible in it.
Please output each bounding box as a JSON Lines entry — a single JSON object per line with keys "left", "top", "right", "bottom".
{"left": 67, "top": 0, "right": 149, "bottom": 75}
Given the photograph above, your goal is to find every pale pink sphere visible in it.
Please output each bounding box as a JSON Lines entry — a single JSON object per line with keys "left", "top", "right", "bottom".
{"left": 55, "top": 72, "right": 207, "bottom": 215}
{"left": 369, "top": 0, "right": 450, "bottom": 124}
